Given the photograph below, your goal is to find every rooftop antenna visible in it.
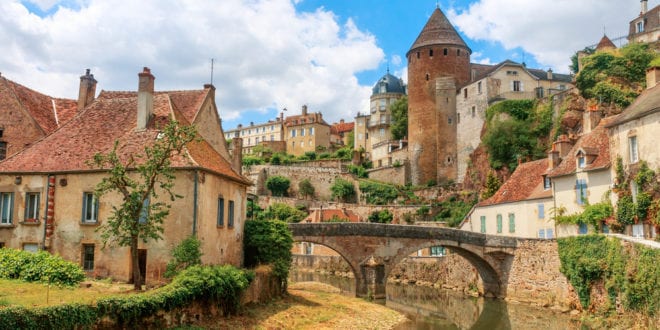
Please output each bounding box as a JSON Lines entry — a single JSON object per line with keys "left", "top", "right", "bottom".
{"left": 436, "top": 1, "right": 439, "bottom": 9}
{"left": 210, "top": 58, "right": 215, "bottom": 85}
{"left": 603, "top": 26, "right": 606, "bottom": 36}
{"left": 387, "top": 63, "right": 390, "bottom": 74}
{"left": 521, "top": 52, "right": 526, "bottom": 67}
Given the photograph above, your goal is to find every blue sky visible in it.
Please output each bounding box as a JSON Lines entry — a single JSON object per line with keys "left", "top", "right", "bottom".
{"left": 2, "top": 0, "right": 655, "bottom": 130}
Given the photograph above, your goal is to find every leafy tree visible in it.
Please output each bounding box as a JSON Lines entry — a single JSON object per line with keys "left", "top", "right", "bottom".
{"left": 483, "top": 120, "right": 540, "bottom": 170}
{"left": 263, "top": 203, "right": 307, "bottom": 223}
{"left": 266, "top": 175, "right": 290, "bottom": 197}
{"left": 569, "top": 47, "right": 594, "bottom": 74}
{"left": 390, "top": 96, "right": 408, "bottom": 140}
{"left": 164, "top": 236, "right": 202, "bottom": 278}
{"left": 242, "top": 155, "right": 264, "bottom": 166}
{"left": 368, "top": 209, "right": 393, "bottom": 223}
{"left": 481, "top": 172, "right": 501, "bottom": 200}
{"left": 90, "top": 120, "right": 197, "bottom": 290}
{"left": 298, "top": 179, "right": 315, "bottom": 200}
{"left": 331, "top": 178, "right": 356, "bottom": 203}
{"left": 243, "top": 219, "right": 293, "bottom": 288}
{"left": 346, "top": 131, "right": 355, "bottom": 148}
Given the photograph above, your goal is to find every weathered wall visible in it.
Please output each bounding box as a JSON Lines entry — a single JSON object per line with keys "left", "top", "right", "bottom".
{"left": 245, "top": 164, "right": 346, "bottom": 200}
{"left": 366, "top": 164, "right": 408, "bottom": 186}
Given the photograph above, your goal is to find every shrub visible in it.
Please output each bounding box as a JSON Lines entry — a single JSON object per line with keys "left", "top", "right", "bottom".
{"left": 298, "top": 179, "right": 315, "bottom": 199}
{"left": 243, "top": 220, "right": 293, "bottom": 284}
{"left": 367, "top": 210, "right": 393, "bottom": 223}
{"left": 616, "top": 195, "right": 635, "bottom": 225}
{"left": 264, "top": 203, "right": 307, "bottom": 223}
{"left": 164, "top": 236, "right": 202, "bottom": 278}
{"left": 347, "top": 165, "right": 368, "bottom": 178}
{"left": 0, "top": 249, "right": 85, "bottom": 287}
{"left": 242, "top": 155, "right": 264, "bottom": 166}
{"left": 331, "top": 178, "right": 356, "bottom": 203}
{"left": 359, "top": 180, "right": 399, "bottom": 205}
{"left": 266, "top": 175, "right": 290, "bottom": 197}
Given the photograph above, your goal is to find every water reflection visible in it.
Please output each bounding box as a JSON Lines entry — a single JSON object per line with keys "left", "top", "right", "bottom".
{"left": 290, "top": 271, "right": 581, "bottom": 330}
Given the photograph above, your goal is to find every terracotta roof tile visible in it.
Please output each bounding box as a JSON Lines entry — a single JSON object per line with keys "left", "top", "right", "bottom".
{"left": 547, "top": 123, "right": 611, "bottom": 178}
{"left": 409, "top": 7, "right": 471, "bottom": 53}
{"left": 478, "top": 158, "right": 550, "bottom": 207}
{"left": 303, "top": 208, "right": 360, "bottom": 223}
{"left": 330, "top": 122, "right": 354, "bottom": 135}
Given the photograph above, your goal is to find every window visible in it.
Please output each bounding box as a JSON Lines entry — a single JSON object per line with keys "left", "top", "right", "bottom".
{"left": 301, "top": 141, "right": 305, "bottom": 147}
{"left": 425, "top": 73, "right": 430, "bottom": 81}
{"left": 81, "top": 192, "right": 99, "bottom": 223}
{"left": 457, "top": 49, "right": 461, "bottom": 56}
{"left": 471, "top": 106, "right": 476, "bottom": 117}
{"left": 416, "top": 51, "right": 420, "bottom": 59}
{"left": 0, "top": 141, "right": 6, "bottom": 160}
{"left": 291, "top": 141, "right": 295, "bottom": 149}
{"left": 139, "top": 198, "right": 150, "bottom": 223}
{"left": 477, "top": 81, "right": 482, "bottom": 94}
{"left": 457, "top": 113, "right": 461, "bottom": 124}
{"left": 637, "top": 21, "right": 645, "bottom": 33}
{"left": 24, "top": 192, "right": 39, "bottom": 222}
{"left": 448, "top": 117, "right": 452, "bottom": 124}
{"left": 513, "top": 80, "right": 521, "bottom": 92}
{"left": 0, "top": 192, "right": 14, "bottom": 225}
{"left": 629, "top": 136, "right": 638, "bottom": 163}
{"left": 496, "top": 214, "right": 502, "bottom": 233}
{"left": 291, "top": 130, "right": 296, "bottom": 137}
{"left": 576, "top": 179, "right": 587, "bottom": 205}
{"left": 508, "top": 213, "right": 515, "bottom": 233}
{"left": 443, "top": 48, "right": 448, "bottom": 56}
{"left": 255, "top": 137, "right": 259, "bottom": 144}
{"left": 23, "top": 243, "right": 38, "bottom": 252}
{"left": 578, "top": 223, "right": 588, "bottom": 234}
{"left": 379, "top": 128, "right": 385, "bottom": 137}
{"left": 300, "top": 128, "right": 305, "bottom": 136}
{"left": 217, "top": 197, "right": 225, "bottom": 226}
{"left": 271, "top": 125, "right": 274, "bottom": 131}
{"left": 538, "top": 229, "right": 545, "bottom": 239}
{"left": 270, "top": 135, "right": 274, "bottom": 141}
{"left": 429, "top": 49, "right": 433, "bottom": 57}
{"left": 358, "top": 133, "right": 363, "bottom": 140}
{"left": 309, "top": 127, "right": 314, "bottom": 136}
{"left": 543, "top": 176, "right": 551, "bottom": 190}
{"left": 82, "top": 244, "right": 95, "bottom": 271}
{"left": 463, "top": 88, "right": 467, "bottom": 98}
{"left": 480, "top": 216, "right": 486, "bottom": 233}
{"left": 578, "top": 156, "right": 586, "bottom": 168}
{"left": 430, "top": 246, "right": 446, "bottom": 256}
{"left": 380, "top": 99, "right": 386, "bottom": 111}
{"left": 228, "top": 200, "right": 235, "bottom": 227}
{"left": 538, "top": 203, "right": 545, "bottom": 219}
{"left": 0, "top": 242, "right": 4, "bottom": 248}
{"left": 546, "top": 228, "right": 554, "bottom": 238}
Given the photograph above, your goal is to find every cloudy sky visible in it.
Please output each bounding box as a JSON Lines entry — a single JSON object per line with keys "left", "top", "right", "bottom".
{"left": 1, "top": 0, "right": 655, "bottom": 129}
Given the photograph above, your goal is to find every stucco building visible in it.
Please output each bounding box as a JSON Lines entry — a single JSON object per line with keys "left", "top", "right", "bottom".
{"left": 224, "top": 115, "right": 284, "bottom": 155}
{"left": 628, "top": 0, "right": 660, "bottom": 44}
{"left": 0, "top": 68, "right": 250, "bottom": 284}
{"left": 283, "top": 105, "right": 331, "bottom": 156}
{"left": 330, "top": 119, "right": 354, "bottom": 147}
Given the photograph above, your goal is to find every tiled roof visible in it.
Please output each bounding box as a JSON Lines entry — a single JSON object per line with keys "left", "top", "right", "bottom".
{"left": 463, "top": 60, "right": 572, "bottom": 89}
{"left": 0, "top": 88, "right": 249, "bottom": 185}
{"left": 547, "top": 122, "right": 612, "bottom": 178}
{"left": 303, "top": 208, "right": 360, "bottom": 223}
{"left": 284, "top": 112, "right": 329, "bottom": 127}
{"left": 595, "top": 35, "right": 617, "bottom": 51}
{"left": 1, "top": 76, "right": 77, "bottom": 133}
{"left": 330, "top": 122, "right": 354, "bottom": 135}
{"left": 478, "top": 159, "right": 551, "bottom": 207}
{"left": 409, "top": 7, "right": 471, "bottom": 53}
{"left": 605, "top": 83, "right": 660, "bottom": 127}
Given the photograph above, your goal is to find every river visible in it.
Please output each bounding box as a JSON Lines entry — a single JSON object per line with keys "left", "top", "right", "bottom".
{"left": 289, "top": 271, "right": 585, "bottom": 329}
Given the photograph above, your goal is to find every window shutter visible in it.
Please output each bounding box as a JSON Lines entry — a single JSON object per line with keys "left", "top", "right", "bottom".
{"left": 81, "top": 193, "right": 86, "bottom": 222}
{"left": 520, "top": 81, "right": 524, "bottom": 91}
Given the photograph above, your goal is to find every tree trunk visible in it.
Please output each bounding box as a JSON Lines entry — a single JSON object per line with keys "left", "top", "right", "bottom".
{"left": 131, "top": 235, "right": 142, "bottom": 291}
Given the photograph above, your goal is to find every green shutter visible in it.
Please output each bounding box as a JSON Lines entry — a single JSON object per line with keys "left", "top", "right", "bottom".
{"left": 508, "top": 213, "right": 515, "bottom": 233}
{"left": 480, "top": 216, "right": 486, "bottom": 233}
{"left": 496, "top": 214, "right": 502, "bottom": 233}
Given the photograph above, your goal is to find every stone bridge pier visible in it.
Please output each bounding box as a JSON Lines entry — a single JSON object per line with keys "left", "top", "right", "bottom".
{"left": 289, "top": 223, "right": 519, "bottom": 299}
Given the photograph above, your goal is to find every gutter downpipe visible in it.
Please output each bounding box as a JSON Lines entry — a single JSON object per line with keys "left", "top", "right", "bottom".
{"left": 552, "top": 180, "right": 558, "bottom": 238}
{"left": 42, "top": 174, "right": 54, "bottom": 250}
{"left": 192, "top": 170, "right": 198, "bottom": 236}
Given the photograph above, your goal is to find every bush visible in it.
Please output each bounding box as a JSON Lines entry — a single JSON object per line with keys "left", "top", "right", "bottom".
{"left": 263, "top": 203, "right": 307, "bottom": 223}
{"left": 347, "top": 165, "right": 368, "bottom": 178}
{"left": 164, "top": 236, "right": 202, "bottom": 278}
{"left": 298, "top": 179, "right": 315, "bottom": 199}
{"left": 0, "top": 249, "right": 85, "bottom": 287}
{"left": 359, "top": 180, "right": 399, "bottom": 205}
{"left": 266, "top": 175, "right": 290, "bottom": 197}
{"left": 368, "top": 210, "right": 393, "bottom": 224}
{"left": 243, "top": 220, "right": 293, "bottom": 282}
{"left": 331, "top": 178, "right": 356, "bottom": 203}
{"left": 242, "top": 155, "right": 264, "bottom": 166}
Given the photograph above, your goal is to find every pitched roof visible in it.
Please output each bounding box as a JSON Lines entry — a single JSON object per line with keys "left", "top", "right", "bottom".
{"left": 478, "top": 159, "right": 551, "bottom": 207}
{"left": 595, "top": 35, "right": 617, "bottom": 51}
{"left": 0, "top": 76, "right": 77, "bottom": 133}
{"left": 303, "top": 208, "right": 360, "bottom": 223}
{"left": 547, "top": 122, "right": 611, "bottom": 178}
{"left": 0, "top": 87, "right": 249, "bottom": 185}
{"left": 330, "top": 121, "right": 354, "bottom": 135}
{"left": 409, "top": 7, "right": 471, "bottom": 54}
{"left": 605, "top": 83, "right": 660, "bottom": 127}
{"left": 465, "top": 60, "right": 572, "bottom": 87}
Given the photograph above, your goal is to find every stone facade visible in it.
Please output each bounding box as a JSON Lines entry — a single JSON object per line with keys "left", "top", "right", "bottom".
{"left": 224, "top": 116, "right": 284, "bottom": 155}
{"left": 283, "top": 105, "right": 331, "bottom": 156}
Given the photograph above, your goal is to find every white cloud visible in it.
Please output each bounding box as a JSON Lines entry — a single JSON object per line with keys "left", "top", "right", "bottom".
{"left": 390, "top": 54, "right": 402, "bottom": 67}
{"left": 448, "top": 0, "right": 655, "bottom": 71}
{"left": 1, "top": 0, "right": 383, "bottom": 124}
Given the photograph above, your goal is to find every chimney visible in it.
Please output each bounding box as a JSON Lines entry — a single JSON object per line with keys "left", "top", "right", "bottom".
{"left": 547, "top": 68, "right": 553, "bottom": 80}
{"left": 583, "top": 108, "right": 602, "bottom": 134}
{"left": 646, "top": 66, "right": 660, "bottom": 89}
{"left": 641, "top": 0, "right": 648, "bottom": 14}
{"left": 340, "top": 119, "right": 345, "bottom": 124}
{"left": 137, "top": 67, "right": 155, "bottom": 130}
{"left": 204, "top": 83, "right": 215, "bottom": 99}
{"left": 77, "top": 69, "right": 97, "bottom": 111}
{"left": 553, "top": 135, "right": 573, "bottom": 158}
{"left": 302, "top": 105, "right": 308, "bottom": 116}
{"left": 231, "top": 137, "right": 243, "bottom": 175}
{"left": 548, "top": 148, "right": 560, "bottom": 169}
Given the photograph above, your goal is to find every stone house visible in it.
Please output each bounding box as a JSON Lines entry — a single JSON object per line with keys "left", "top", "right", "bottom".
{"left": 456, "top": 60, "right": 573, "bottom": 183}
{"left": 0, "top": 72, "right": 80, "bottom": 160}
{"left": 224, "top": 114, "right": 285, "bottom": 155}
{"left": 461, "top": 159, "right": 555, "bottom": 239}
{"left": 283, "top": 105, "right": 331, "bottom": 156}
{"left": 628, "top": 0, "right": 659, "bottom": 44}
{"left": 0, "top": 68, "right": 250, "bottom": 284}
{"left": 605, "top": 66, "right": 660, "bottom": 239}
{"left": 329, "top": 119, "right": 354, "bottom": 147}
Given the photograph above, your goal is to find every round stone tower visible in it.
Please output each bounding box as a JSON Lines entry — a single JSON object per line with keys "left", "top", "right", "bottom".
{"left": 407, "top": 7, "right": 471, "bottom": 185}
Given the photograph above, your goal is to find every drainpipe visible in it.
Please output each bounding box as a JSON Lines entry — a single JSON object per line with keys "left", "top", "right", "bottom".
{"left": 552, "top": 180, "right": 557, "bottom": 238}
{"left": 42, "top": 175, "right": 55, "bottom": 249}
{"left": 192, "top": 170, "right": 198, "bottom": 236}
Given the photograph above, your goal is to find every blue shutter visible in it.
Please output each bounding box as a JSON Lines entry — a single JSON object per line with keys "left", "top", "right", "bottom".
{"left": 538, "top": 204, "right": 545, "bottom": 219}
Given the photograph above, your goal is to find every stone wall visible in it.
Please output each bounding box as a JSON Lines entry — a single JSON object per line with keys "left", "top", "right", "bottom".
{"left": 246, "top": 165, "right": 348, "bottom": 200}
{"left": 366, "top": 163, "right": 408, "bottom": 186}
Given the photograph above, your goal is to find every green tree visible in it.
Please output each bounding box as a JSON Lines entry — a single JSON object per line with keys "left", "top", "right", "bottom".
{"left": 368, "top": 209, "right": 393, "bottom": 223}
{"left": 569, "top": 47, "right": 594, "bottom": 74}
{"left": 346, "top": 131, "right": 355, "bottom": 148}
{"left": 264, "top": 203, "right": 308, "bottom": 223}
{"left": 164, "top": 236, "right": 202, "bottom": 278}
{"left": 481, "top": 172, "right": 501, "bottom": 200}
{"left": 390, "top": 96, "right": 408, "bottom": 140}
{"left": 243, "top": 219, "right": 293, "bottom": 288}
{"left": 298, "top": 178, "right": 315, "bottom": 200}
{"left": 90, "top": 120, "right": 197, "bottom": 290}
{"left": 331, "top": 178, "right": 356, "bottom": 203}
{"left": 266, "top": 175, "right": 291, "bottom": 197}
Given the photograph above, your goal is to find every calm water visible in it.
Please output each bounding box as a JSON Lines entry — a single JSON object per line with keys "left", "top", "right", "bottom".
{"left": 289, "top": 271, "right": 584, "bottom": 330}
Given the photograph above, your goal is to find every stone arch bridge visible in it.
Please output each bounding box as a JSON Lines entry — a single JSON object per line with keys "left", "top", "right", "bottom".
{"left": 289, "top": 223, "right": 542, "bottom": 299}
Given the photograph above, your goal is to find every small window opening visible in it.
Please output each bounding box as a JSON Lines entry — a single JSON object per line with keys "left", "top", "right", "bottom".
{"left": 443, "top": 48, "right": 448, "bottom": 56}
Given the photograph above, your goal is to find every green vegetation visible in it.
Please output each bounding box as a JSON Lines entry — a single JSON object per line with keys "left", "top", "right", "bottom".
{"left": 0, "top": 248, "right": 85, "bottom": 287}
{"left": 243, "top": 220, "right": 293, "bottom": 284}
{"left": 481, "top": 172, "right": 501, "bottom": 200}
{"left": 331, "top": 178, "right": 356, "bottom": 203}
{"left": 558, "top": 235, "right": 660, "bottom": 315}
{"left": 242, "top": 155, "right": 265, "bottom": 166}
{"left": 257, "top": 203, "right": 307, "bottom": 223}
{"left": 298, "top": 179, "right": 315, "bottom": 199}
{"left": 569, "top": 47, "right": 594, "bottom": 74}
{"left": 89, "top": 120, "right": 197, "bottom": 290}
{"left": 434, "top": 193, "right": 477, "bottom": 227}
{"left": 359, "top": 180, "right": 399, "bottom": 205}
{"left": 555, "top": 201, "right": 613, "bottom": 229}
{"left": 576, "top": 43, "right": 658, "bottom": 107}
{"left": 390, "top": 96, "right": 408, "bottom": 140}
{"left": 266, "top": 175, "right": 291, "bottom": 197}
{"left": 612, "top": 158, "right": 660, "bottom": 231}
{"left": 367, "top": 209, "right": 393, "bottom": 224}
{"left": 347, "top": 164, "right": 369, "bottom": 178}
{"left": 164, "top": 236, "right": 202, "bottom": 278}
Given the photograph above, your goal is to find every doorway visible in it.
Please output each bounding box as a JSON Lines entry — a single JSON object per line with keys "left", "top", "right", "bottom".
{"left": 138, "top": 249, "right": 147, "bottom": 283}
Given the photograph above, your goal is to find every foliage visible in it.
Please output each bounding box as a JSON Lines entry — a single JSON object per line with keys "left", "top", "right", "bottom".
{"left": 367, "top": 210, "right": 393, "bottom": 224}
{"left": 331, "top": 178, "right": 356, "bottom": 203}
{"left": 636, "top": 192, "right": 652, "bottom": 222}
{"left": 331, "top": 147, "right": 353, "bottom": 160}
{"left": 318, "top": 152, "right": 331, "bottom": 159}
{"left": 262, "top": 203, "right": 307, "bottom": 223}
{"left": 242, "top": 155, "right": 264, "bottom": 166}
{"left": 416, "top": 205, "right": 430, "bottom": 216}
{"left": 485, "top": 99, "right": 537, "bottom": 122}
{"left": 481, "top": 172, "right": 501, "bottom": 200}
{"left": 266, "top": 175, "right": 291, "bottom": 197}
{"left": 359, "top": 180, "right": 399, "bottom": 205}
{"left": 569, "top": 47, "right": 594, "bottom": 74}
{"left": 243, "top": 219, "right": 293, "bottom": 283}
{"left": 390, "top": 96, "right": 408, "bottom": 140}
{"left": 614, "top": 156, "right": 627, "bottom": 192}
{"left": 164, "top": 236, "right": 202, "bottom": 278}
{"left": 616, "top": 195, "right": 636, "bottom": 226}
{"left": 0, "top": 265, "right": 253, "bottom": 329}
{"left": 346, "top": 131, "right": 355, "bottom": 148}
{"left": 298, "top": 179, "right": 315, "bottom": 199}
{"left": 327, "top": 215, "right": 348, "bottom": 223}
{"left": 554, "top": 201, "right": 613, "bottom": 229}
{"left": 434, "top": 193, "right": 477, "bottom": 227}
{"left": 246, "top": 199, "right": 263, "bottom": 220}
{"left": 347, "top": 164, "right": 368, "bottom": 178}
{"left": 89, "top": 120, "right": 197, "bottom": 290}
{"left": 0, "top": 249, "right": 85, "bottom": 287}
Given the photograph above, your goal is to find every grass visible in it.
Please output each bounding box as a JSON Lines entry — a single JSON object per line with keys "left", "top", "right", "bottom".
{"left": 0, "top": 278, "right": 133, "bottom": 308}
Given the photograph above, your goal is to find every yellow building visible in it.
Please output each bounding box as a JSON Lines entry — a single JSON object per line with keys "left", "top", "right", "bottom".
{"left": 224, "top": 115, "right": 284, "bottom": 155}
{"left": 283, "top": 105, "right": 331, "bottom": 156}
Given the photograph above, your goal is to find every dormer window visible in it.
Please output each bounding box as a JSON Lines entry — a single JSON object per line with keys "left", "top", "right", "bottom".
{"left": 637, "top": 21, "right": 645, "bottom": 33}
{"left": 543, "top": 176, "right": 551, "bottom": 190}
{"left": 578, "top": 156, "right": 586, "bottom": 168}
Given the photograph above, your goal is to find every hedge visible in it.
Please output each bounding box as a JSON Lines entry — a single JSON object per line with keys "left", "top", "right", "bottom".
{"left": 0, "top": 248, "right": 85, "bottom": 286}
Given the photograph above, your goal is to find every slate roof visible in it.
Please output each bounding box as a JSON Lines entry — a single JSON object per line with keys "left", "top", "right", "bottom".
{"left": 605, "top": 83, "right": 660, "bottom": 127}
{"left": 371, "top": 73, "right": 406, "bottom": 95}
{"left": 0, "top": 87, "right": 250, "bottom": 185}
{"left": 478, "top": 159, "right": 551, "bottom": 207}
{"left": 409, "top": 7, "right": 471, "bottom": 54}
{"left": 0, "top": 76, "right": 77, "bottom": 133}
{"left": 547, "top": 122, "right": 612, "bottom": 178}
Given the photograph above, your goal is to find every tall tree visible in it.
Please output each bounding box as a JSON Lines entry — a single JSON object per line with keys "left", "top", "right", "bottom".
{"left": 90, "top": 120, "right": 197, "bottom": 290}
{"left": 390, "top": 96, "right": 408, "bottom": 140}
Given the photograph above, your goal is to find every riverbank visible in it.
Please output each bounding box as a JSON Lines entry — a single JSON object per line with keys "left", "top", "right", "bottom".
{"left": 188, "top": 282, "right": 408, "bottom": 329}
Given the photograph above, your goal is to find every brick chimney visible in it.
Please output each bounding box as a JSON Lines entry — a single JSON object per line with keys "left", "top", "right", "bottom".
{"left": 547, "top": 68, "right": 553, "bottom": 80}
{"left": 548, "top": 148, "right": 561, "bottom": 169}
{"left": 302, "top": 105, "right": 308, "bottom": 116}
{"left": 641, "top": 0, "right": 648, "bottom": 14}
{"left": 553, "top": 134, "right": 573, "bottom": 158}
{"left": 231, "top": 135, "right": 243, "bottom": 175}
{"left": 646, "top": 66, "right": 659, "bottom": 89}
{"left": 583, "top": 108, "right": 602, "bottom": 134}
{"left": 77, "top": 69, "right": 97, "bottom": 111}
{"left": 137, "top": 67, "right": 155, "bottom": 130}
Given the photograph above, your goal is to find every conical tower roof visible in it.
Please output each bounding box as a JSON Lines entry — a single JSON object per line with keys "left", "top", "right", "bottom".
{"left": 408, "top": 7, "right": 471, "bottom": 54}
{"left": 595, "top": 35, "right": 616, "bottom": 51}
